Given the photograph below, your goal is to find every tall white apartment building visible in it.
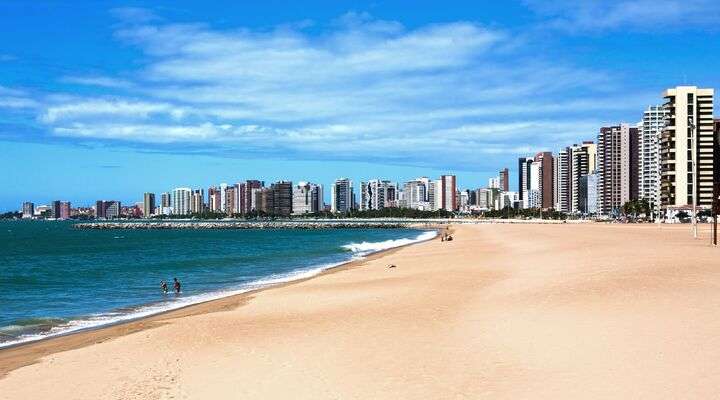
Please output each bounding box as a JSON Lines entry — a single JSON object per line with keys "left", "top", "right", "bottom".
{"left": 172, "top": 187, "right": 192, "bottom": 215}
{"left": 553, "top": 149, "right": 569, "bottom": 212}
{"left": 219, "top": 183, "right": 227, "bottom": 213}
{"left": 427, "top": 179, "right": 443, "bottom": 211}
{"left": 488, "top": 177, "right": 500, "bottom": 189}
{"left": 660, "top": 86, "right": 715, "bottom": 208}
{"left": 292, "top": 182, "right": 323, "bottom": 215}
{"left": 639, "top": 105, "right": 667, "bottom": 208}
{"left": 330, "top": 178, "right": 353, "bottom": 213}
{"left": 360, "top": 179, "right": 396, "bottom": 210}
{"left": 402, "top": 179, "right": 428, "bottom": 210}
{"left": 525, "top": 160, "right": 541, "bottom": 209}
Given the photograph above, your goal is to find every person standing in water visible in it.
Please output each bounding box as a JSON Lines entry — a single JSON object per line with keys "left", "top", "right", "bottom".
{"left": 160, "top": 280, "right": 168, "bottom": 294}
{"left": 173, "top": 277, "right": 182, "bottom": 294}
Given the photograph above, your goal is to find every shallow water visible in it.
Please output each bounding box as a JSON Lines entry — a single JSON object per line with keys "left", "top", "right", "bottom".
{"left": 0, "top": 220, "right": 434, "bottom": 347}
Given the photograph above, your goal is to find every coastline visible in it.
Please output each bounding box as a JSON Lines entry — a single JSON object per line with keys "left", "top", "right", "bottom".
{"left": 0, "top": 225, "right": 445, "bottom": 377}
{"left": 3, "top": 223, "right": 719, "bottom": 399}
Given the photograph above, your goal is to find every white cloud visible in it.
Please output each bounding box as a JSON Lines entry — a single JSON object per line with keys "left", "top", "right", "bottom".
{"left": 41, "top": 99, "right": 187, "bottom": 123}
{"left": 0, "top": 86, "right": 39, "bottom": 109}
{"left": 61, "top": 76, "right": 134, "bottom": 89}
{"left": 525, "top": 0, "right": 720, "bottom": 31}
{"left": 31, "top": 11, "right": 656, "bottom": 168}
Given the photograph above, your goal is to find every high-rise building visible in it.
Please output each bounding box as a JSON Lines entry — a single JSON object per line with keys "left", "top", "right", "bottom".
{"left": 252, "top": 187, "right": 271, "bottom": 214}
{"left": 95, "top": 200, "right": 121, "bottom": 219}
{"left": 553, "top": 149, "right": 570, "bottom": 212}
{"left": 579, "top": 173, "right": 599, "bottom": 214}
{"left": 715, "top": 119, "right": 720, "bottom": 200}
{"left": 50, "top": 201, "right": 71, "bottom": 219}
{"left": 360, "top": 179, "right": 395, "bottom": 211}
{"left": 243, "top": 180, "right": 264, "bottom": 214}
{"left": 517, "top": 157, "right": 532, "bottom": 202}
{"left": 219, "top": 183, "right": 228, "bottom": 213}
{"left": 51, "top": 200, "right": 61, "bottom": 219}
{"left": 639, "top": 105, "right": 667, "bottom": 208}
{"left": 268, "top": 181, "right": 293, "bottom": 216}
{"left": 488, "top": 177, "right": 500, "bottom": 189}
{"left": 207, "top": 187, "right": 222, "bottom": 212}
{"left": 402, "top": 179, "right": 428, "bottom": 210}
{"left": 534, "top": 152, "right": 554, "bottom": 209}
{"left": 570, "top": 141, "right": 596, "bottom": 213}
{"left": 427, "top": 179, "right": 442, "bottom": 211}
{"left": 95, "top": 200, "right": 105, "bottom": 219}
{"left": 499, "top": 168, "right": 509, "bottom": 192}
{"left": 60, "top": 202, "right": 70, "bottom": 219}
{"left": 331, "top": 178, "right": 354, "bottom": 213}
{"left": 172, "top": 187, "right": 192, "bottom": 215}
{"left": 440, "top": 175, "right": 457, "bottom": 212}
{"left": 104, "top": 201, "right": 120, "bottom": 219}
{"left": 160, "top": 192, "right": 171, "bottom": 208}
{"left": 225, "top": 185, "right": 237, "bottom": 215}
{"left": 143, "top": 193, "right": 155, "bottom": 218}
{"left": 191, "top": 190, "right": 204, "bottom": 214}
{"left": 292, "top": 182, "right": 323, "bottom": 215}
{"left": 660, "top": 86, "right": 715, "bottom": 208}
{"left": 234, "top": 183, "right": 245, "bottom": 214}
{"left": 597, "top": 124, "right": 640, "bottom": 215}
{"left": 22, "top": 202, "right": 34, "bottom": 218}
{"left": 526, "top": 160, "right": 541, "bottom": 209}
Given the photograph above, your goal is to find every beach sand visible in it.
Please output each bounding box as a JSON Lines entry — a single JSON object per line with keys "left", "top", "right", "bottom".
{"left": 1, "top": 223, "right": 720, "bottom": 399}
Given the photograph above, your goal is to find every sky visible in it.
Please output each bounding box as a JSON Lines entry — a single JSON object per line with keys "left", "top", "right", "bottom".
{"left": 1, "top": 0, "right": 719, "bottom": 210}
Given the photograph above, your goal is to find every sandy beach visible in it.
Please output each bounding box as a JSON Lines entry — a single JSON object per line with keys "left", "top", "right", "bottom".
{"left": 1, "top": 223, "right": 720, "bottom": 399}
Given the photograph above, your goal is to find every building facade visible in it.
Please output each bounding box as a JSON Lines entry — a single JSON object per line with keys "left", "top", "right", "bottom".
{"left": 331, "top": 178, "right": 354, "bottom": 213}
{"left": 534, "top": 152, "right": 554, "bottom": 209}
{"left": 292, "top": 182, "right": 323, "bottom": 215}
{"left": 499, "top": 168, "right": 509, "bottom": 192}
{"left": 172, "top": 187, "right": 192, "bottom": 215}
{"left": 570, "top": 141, "right": 596, "bottom": 214}
{"left": 660, "top": 86, "right": 715, "bottom": 208}
{"left": 553, "top": 149, "right": 570, "bottom": 212}
{"left": 360, "top": 179, "right": 396, "bottom": 211}
{"left": 440, "top": 175, "right": 457, "bottom": 212}
{"left": 597, "top": 124, "right": 639, "bottom": 215}
{"left": 22, "top": 202, "right": 34, "bottom": 218}
{"left": 638, "top": 105, "right": 667, "bottom": 209}
{"left": 143, "top": 192, "right": 155, "bottom": 218}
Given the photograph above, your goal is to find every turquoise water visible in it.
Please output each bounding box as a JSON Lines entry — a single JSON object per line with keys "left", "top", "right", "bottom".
{"left": 0, "top": 220, "right": 434, "bottom": 347}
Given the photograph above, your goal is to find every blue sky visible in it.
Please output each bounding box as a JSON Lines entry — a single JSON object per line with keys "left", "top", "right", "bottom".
{"left": 1, "top": 0, "right": 719, "bottom": 210}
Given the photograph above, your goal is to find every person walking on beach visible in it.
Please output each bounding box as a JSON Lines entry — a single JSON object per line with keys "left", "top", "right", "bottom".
{"left": 160, "top": 280, "right": 168, "bottom": 294}
{"left": 173, "top": 277, "right": 182, "bottom": 294}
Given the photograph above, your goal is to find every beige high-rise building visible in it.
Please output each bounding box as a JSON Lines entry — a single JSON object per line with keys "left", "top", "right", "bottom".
{"left": 143, "top": 192, "right": 155, "bottom": 218}
{"left": 660, "top": 86, "right": 715, "bottom": 208}
{"left": 570, "top": 141, "right": 596, "bottom": 214}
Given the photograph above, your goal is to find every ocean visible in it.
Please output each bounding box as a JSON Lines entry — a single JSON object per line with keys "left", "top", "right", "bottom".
{"left": 0, "top": 220, "right": 435, "bottom": 348}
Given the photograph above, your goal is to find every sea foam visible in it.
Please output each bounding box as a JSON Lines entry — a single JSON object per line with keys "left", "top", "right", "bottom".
{"left": 342, "top": 230, "right": 437, "bottom": 256}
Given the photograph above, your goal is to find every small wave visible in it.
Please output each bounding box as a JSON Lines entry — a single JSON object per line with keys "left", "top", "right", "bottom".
{"left": 342, "top": 230, "right": 437, "bottom": 256}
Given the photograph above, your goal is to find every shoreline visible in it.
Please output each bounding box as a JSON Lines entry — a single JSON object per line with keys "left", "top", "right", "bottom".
{"left": 0, "top": 226, "right": 446, "bottom": 377}
{"left": 2, "top": 223, "right": 720, "bottom": 398}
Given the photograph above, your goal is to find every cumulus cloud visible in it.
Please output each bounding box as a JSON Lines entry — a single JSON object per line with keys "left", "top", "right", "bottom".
{"left": 28, "top": 11, "right": 652, "bottom": 169}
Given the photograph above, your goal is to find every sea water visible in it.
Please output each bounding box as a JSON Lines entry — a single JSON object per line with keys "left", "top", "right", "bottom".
{"left": 0, "top": 220, "right": 435, "bottom": 347}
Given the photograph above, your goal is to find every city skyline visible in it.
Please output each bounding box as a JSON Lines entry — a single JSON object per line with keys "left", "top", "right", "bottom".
{"left": 2, "top": 1, "right": 720, "bottom": 210}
